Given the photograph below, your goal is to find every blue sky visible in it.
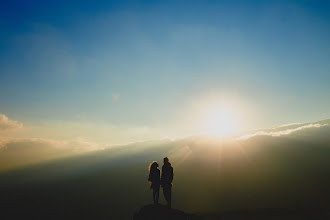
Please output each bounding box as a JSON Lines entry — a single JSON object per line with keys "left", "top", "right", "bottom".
{"left": 1, "top": 0, "right": 330, "bottom": 143}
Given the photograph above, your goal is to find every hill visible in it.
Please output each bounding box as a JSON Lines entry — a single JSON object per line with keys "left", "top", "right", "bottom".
{"left": 0, "top": 119, "right": 330, "bottom": 219}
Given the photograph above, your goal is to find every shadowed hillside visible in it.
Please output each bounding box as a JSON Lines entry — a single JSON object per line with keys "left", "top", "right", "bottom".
{"left": 0, "top": 120, "right": 330, "bottom": 219}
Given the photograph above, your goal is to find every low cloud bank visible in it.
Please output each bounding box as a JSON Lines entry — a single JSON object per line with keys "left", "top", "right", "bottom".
{"left": 0, "top": 113, "right": 23, "bottom": 130}
{"left": 237, "top": 123, "right": 328, "bottom": 140}
{"left": 1, "top": 116, "right": 329, "bottom": 172}
{"left": 0, "top": 136, "right": 106, "bottom": 171}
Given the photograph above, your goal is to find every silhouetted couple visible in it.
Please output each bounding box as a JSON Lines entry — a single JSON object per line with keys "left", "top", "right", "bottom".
{"left": 148, "top": 157, "right": 173, "bottom": 208}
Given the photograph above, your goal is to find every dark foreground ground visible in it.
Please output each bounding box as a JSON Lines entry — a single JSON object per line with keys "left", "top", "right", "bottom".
{"left": 134, "top": 204, "right": 330, "bottom": 220}
{"left": 134, "top": 204, "right": 201, "bottom": 220}
{"left": 202, "top": 209, "right": 330, "bottom": 220}
{"left": 135, "top": 205, "right": 330, "bottom": 220}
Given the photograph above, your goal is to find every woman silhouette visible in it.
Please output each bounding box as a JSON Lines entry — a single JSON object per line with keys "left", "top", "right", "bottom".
{"left": 148, "top": 161, "right": 160, "bottom": 205}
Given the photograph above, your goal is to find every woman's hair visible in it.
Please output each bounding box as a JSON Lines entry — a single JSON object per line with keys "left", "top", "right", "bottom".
{"left": 149, "top": 161, "right": 158, "bottom": 172}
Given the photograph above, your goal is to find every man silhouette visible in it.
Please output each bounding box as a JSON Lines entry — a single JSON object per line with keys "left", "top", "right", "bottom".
{"left": 161, "top": 157, "right": 173, "bottom": 208}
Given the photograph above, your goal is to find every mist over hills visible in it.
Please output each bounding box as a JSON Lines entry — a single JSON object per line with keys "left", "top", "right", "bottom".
{"left": 1, "top": 119, "right": 330, "bottom": 219}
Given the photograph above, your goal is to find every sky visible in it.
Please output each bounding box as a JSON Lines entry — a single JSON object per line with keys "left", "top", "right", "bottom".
{"left": 1, "top": 0, "right": 330, "bottom": 145}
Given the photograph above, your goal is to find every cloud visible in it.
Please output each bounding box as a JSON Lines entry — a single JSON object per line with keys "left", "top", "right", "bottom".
{"left": 237, "top": 123, "right": 328, "bottom": 140}
{"left": 0, "top": 136, "right": 105, "bottom": 151}
{"left": 0, "top": 113, "right": 23, "bottom": 130}
{"left": 1, "top": 117, "right": 329, "bottom": 172}
{"left": 0, "top": 136, "right": 107, "bottom": 171}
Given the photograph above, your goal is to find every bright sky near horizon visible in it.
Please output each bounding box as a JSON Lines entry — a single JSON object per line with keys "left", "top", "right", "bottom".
{"left": 1, "top": 0, "right": 330, "bottom": 144}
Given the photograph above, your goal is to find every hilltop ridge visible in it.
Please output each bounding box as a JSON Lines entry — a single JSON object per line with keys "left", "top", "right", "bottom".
{"left": 134, "top": 204, "right": 201, "bottom": 220}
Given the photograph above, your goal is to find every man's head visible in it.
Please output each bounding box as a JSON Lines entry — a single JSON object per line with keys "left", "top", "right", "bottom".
{"left": 163, "top": 157, "right": 169, "bottom": 164}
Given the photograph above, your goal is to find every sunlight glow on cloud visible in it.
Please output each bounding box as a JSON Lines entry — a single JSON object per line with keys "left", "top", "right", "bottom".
{"left": 0, "top": 136, "right": 108, "bottom": 171}
{"left": 271, "top": 122, "right": 303, "bottom": 129}
{"left": 0, "top": 113, "right": 23, "bottom": 130}
{"left": 237, "top": 123, "right": 328, "bottom": 140}
{"left": 0, "top": 136, "right": 106, "bottom": 151}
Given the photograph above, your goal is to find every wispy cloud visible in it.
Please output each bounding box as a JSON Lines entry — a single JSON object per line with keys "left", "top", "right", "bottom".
{"left": 0, "top": 113, "right": 23, "bottom": 130}
{"left": 0, "top": 136, "right": 108, "bottom": 171}
{"left": 237, "top": 123, "right": 328, "bottom": 140}
{"left": 0, "top": 136, "right": 106, "bottom": 151}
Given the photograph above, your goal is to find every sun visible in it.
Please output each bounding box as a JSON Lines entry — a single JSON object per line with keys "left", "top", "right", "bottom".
{"left": 205, "top": 106, "right": 239, "bottom": 137}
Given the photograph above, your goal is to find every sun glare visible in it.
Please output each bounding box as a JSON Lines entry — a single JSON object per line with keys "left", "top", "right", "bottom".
{"left": 205, "top": 106, "right": 239, "bottom": 137}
